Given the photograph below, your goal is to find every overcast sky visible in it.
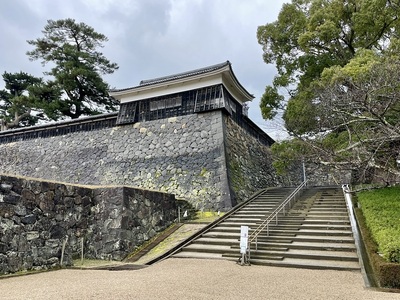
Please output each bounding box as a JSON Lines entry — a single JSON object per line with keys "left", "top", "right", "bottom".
{"left": 0, "top": 0, "right": 289, "bottom": 140}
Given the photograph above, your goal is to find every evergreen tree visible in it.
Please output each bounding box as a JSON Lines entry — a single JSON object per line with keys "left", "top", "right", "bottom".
{"left": 27, "top": 18, "right": 119, "bottom": 119}
{"left": 0, "top": 72, "right": 42, "bottom": 130}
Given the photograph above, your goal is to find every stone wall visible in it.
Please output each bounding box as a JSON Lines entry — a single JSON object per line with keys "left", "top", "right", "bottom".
{"left": 0, "top": 111, "right": 231, "bottom": 210}
{"left": 280, "top": 161, "right": 352, "bottom": 187}
{"left": 0, "top": 175, "right": 176, "bottom": 275}
{"left": 0, "top": 110, "right": 277, "bottom": 211}
{"left": 224, "top": 116, "right": 278, "bottom": 204}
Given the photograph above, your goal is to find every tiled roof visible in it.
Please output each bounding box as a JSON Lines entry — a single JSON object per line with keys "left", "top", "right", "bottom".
{"left": 111, "top": 61, "right": 231, "bottom": 92}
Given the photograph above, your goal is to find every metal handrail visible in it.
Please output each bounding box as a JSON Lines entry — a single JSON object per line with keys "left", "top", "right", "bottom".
{"left": 246, "top": 181, "right": 308, "bottom": 261}
{"left": 145, "top": 187, "right": 273, "bottom": 265}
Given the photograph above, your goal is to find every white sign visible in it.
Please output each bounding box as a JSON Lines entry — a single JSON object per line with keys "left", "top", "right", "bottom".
{"left": 239, "top": 225, "right": 249, "bottom": 254}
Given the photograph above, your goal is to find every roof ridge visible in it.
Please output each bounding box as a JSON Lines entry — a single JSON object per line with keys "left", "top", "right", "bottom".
{"left": 110, "top": 61, "right": 231, "bottom": 93}
{"left": 139, "top": 60, "right": 230, "bottom": 86}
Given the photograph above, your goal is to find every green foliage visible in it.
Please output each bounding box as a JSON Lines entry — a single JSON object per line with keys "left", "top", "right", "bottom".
{"left": 282, "top": 89, "right": 317, "bottom": 134}
{"left": 319, "top": 49, "right": 379, "bottom": 84}
{"left": 313, "top": 48, "right": 400, "bottom": 181}
{"left": 259, "top": 1, "right": 400, "bottom": 182}
{"left": 28, "top": 81, "right": 64, "bottom": 121}
{"left": 0, "top": 72, "right": 43, "bottom": 130}
{"left": 357, "top": 186, "right": 400, "bottom": 263}
{"left": 27, "top": 18, "right": 119, "bottom": 119}
{"left": 258, "top": 0, "right": 400, "bottom": 134}
{"left": 260, "top": 86, "right": 284, "bottom": 119}
{"left": 271, "top": 138, "right": 309, "bottom": 175}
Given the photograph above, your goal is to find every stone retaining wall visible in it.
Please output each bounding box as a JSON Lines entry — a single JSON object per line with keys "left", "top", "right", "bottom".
{"left": 0, "top": 175, "right": 176, "bottom": 275}
{"left": 0, "top": 111, "right": 230, "bottom": 210}
{"left": 224, "top": 116, "right": 277, "bottom": 204}
{"left": 280, "top": 161, "right": 352, "bottom": 187}
{"left": 0, "top": 110, "right": 276, "bottom": 211}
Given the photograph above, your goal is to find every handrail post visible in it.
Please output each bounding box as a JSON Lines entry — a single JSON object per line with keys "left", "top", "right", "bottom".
{"left": 244, "top": 180, "right": 308, "bottom": 265}
{"left": 248, "top": 247, "right": 251, "bottom": 261}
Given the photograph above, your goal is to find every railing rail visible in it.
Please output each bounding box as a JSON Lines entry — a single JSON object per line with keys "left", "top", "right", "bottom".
{"left": 0, "top": 113, "right": 118, "bottom": 144}
{"left": 145, "top": 187, "right": 273, "bottom": 265}
{"left": 245, "top": 181, "right": 308, "bottom": 263}
{"left": 341, "top": 184, "right": 376, "bottom": 287}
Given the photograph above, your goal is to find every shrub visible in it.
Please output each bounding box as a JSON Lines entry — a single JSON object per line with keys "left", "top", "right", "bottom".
{"left": 357, "top": 186, "right": 400, "bottom": 263}
{"left": 354, "top": 207, "right": 400, "bottom": 288}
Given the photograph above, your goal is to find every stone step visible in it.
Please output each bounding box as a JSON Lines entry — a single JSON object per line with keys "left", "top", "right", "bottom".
{"left": 308, "top": 208, "right": 348, "bottom": 212}
{"left": 172, "top": 251, "right": 284, "bottom": 261}
{"left": 288, "top": 215, "right": 350, "bottom": 220}
{"left": 274, "top": 219, "right": 351, "bottom": 225}
{"left": 209, "top": 223, "right": 352, "bottom": 232}
{"left": 194, "top": 238, "right": 285, "bottom": 251}
{"left": 232, "top": 257, "right": 361, "bottom": 271}
{"left": 194, "top": 237, "right": 357, "bottom": 252}
{"left": 252, "top": 236, "right": 354, "bottom": 248}
{"left": 240, "top": 205, "right": 279, "bottom": 208}
{"left": 171, "top": 252, "right": 225, "bottom": 260}
{"left": 238, "top": 208, "right": 277, "bottom": 212}
{"left": 230, "top": 213, "right": 271, "bottom": 218}
{"left": 177, "top": 246, "right": 286, "bottom": 261}
{"left": 221, "top": 221, "right": 264, "bottom": 227}
{"left": 303, "top": 211, "right": 349, "bottom": 215}
{"left": 171, "top": 186, "right": 360, "bottom": 271}
{"left": 310, "top": 203, "right": 346, "bottom": 205}
{"left": 205, "top": 226, "right": 353, "bottom": 235}
{"left": 222, "top": 218, "right": 265, "bottom": 223}
{"left": 245, "top": 201, "right": 285, "bottom": 205}
{"left": 246, "top": 241, "right": 357, "bottom": 252}
{"left": 229, "top": 248, "right": 358, "bottom": 262}
{"left": 275, "top": 224, "right": 351, "bottom": 230}
{"left": 180, "top": 243, "right": 232, "bottom": 253}
{"left": 252, "top": 234, "right": 355, "bottom": 242}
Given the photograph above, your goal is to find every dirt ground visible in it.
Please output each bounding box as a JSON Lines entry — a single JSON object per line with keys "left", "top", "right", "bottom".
{"left": 1, "top": 221, "right": 399, "bottom": 299}
{"left": 1, "top": 258, "right": 399, "bottom": 300}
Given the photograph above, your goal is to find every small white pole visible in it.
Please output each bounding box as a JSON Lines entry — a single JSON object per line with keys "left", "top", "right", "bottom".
{"left": 60, "top": 236, "right": 68, "bottom": 267}
{"left": 81, "top": 237, "right": 84, "bottom": 265}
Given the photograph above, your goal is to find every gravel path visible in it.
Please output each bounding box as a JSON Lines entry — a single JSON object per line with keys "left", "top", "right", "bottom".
{"left": 1, "top": 258, "right": 399, "bottom": 300}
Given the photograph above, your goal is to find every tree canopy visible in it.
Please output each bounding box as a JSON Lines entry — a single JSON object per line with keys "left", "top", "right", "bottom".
{"left": 27, "top": 18, "right": 119, "bottom": 119}
{"left": 258, "top": 0, "right": 400, "bottom": 134}
{"left": 260, "top": 0, "right": 400, "bottom": 183}
{"left": 312, "top": 47, "right": 400, "bottom": 181}
{"left": 0, "top": 72, "right": 42, "bottom": 130}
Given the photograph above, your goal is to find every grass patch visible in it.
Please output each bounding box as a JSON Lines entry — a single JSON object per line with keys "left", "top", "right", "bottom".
{"left": 124, "top": 223, "right": 178, "bottom": 261}
{"left": 72, "top": 259, "right": 122, "bottom": 268}
{"left": 357, "top": 186, "right": 400, "bottom": 263}
{"left": 193, "top": 211, "right": 224, "bottom": 223}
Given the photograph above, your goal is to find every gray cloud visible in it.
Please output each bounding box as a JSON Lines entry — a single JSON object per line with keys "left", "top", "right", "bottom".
{"left": 0, "top": 0, "right": 289, "bottom": 139}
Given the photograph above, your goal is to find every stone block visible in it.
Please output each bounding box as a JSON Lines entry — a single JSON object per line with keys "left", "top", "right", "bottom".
{"left": 0, "top": 183, "right": 12, "bottom": 192}
{"left": 0, "top": 202, "right": 15, "bottom": 218}
{"left": 26, "top": 231, "right": 40, "bottom": 241}
{"left": 3, "top": 194, "right": 20, "bottom": 205}
{"left": 0, "top": 242, "right": 6, "bottom": 254}
{"left": 21, "top": 214, "right": 36, "bottom": 225}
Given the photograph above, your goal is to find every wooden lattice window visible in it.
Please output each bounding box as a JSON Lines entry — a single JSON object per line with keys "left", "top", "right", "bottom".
{"left": 194, "top": 85, "right": 224, "bottom": 112}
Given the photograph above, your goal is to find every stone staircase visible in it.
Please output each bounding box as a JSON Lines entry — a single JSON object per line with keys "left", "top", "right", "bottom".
{"left": 172, "top": 186, "right": 360, "bottom": 271}
{"left": 172, "top": 187, "right": 294, "bottom": 259}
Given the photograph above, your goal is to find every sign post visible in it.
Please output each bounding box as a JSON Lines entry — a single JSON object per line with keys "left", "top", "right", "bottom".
{"left": 239, "top": 225, "right": 249, "bottom": 265}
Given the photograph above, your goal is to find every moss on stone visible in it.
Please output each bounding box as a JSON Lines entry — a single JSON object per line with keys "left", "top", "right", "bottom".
{"left": 199, "top": 167, "right": 208, "bottom": 177}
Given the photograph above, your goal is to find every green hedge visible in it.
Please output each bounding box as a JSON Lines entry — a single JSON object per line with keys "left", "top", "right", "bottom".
{"left": 354, "top": 207, "right": 400, "bottom": 288}
{"left": 355, "top": 186, "right": 400, "bottom": 288}
{"left": 357, "top": 186, "right": 400, "bottom": 263}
